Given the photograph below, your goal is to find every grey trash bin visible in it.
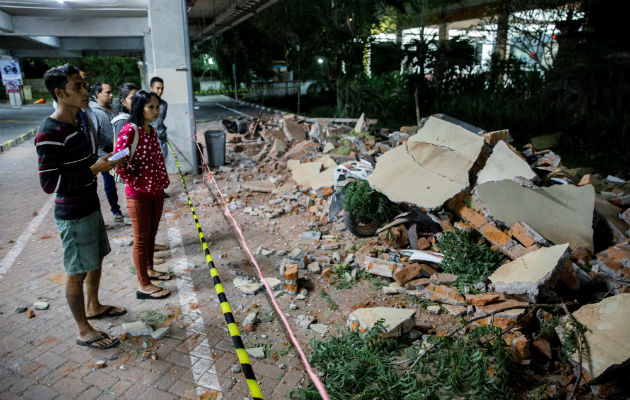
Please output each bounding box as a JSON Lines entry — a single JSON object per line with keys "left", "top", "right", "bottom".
{"left": 204, "top": 130, "right": 226, "bottom": 166}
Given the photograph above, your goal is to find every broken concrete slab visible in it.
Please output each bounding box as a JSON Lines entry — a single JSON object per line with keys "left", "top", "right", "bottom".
{"left": 296, "top": 314, "right": 315, "bottom": 329}
{"left": 347, "top": 307, "right": 416, "bottom": 337}
{"left": 475, "top": 180, "right": 595, "bottom": 252}
{"left": 368, "top": 116, "right": 485, "bottom": 211}
{"left": 288, "top": 161, "right": 322, "bottom": 188}
{"left": 244, "top": 180, "right": 276, "bottom": 193}
{"left": 310, "top": 323, "right": 329, "bottom": 336}
{"left": 393, "top": 263, "right": 421, "bottom": 285}
{"left": 561, "top": 294, "right": 630, "bottom": 382}
{"left": 309, "top": 167, "right": 336, "bottom": 190}
{"left": 594, "top": 195, "right": 630, "bottom": 242}
{"left": 429, "top": 273, "right": 458, "bottom": 285}
{"left": 489, "top": 243, "right": 571, "bottom": 301}
{"left": 477, "top": 140, "right": 536, "bottom": 185}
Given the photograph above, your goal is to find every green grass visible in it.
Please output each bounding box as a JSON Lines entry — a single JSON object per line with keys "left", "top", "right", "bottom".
{"left": 319, "top": 290, "right": 338, "bottom": 310}
{"left": 438, "top": 229, "right": 506, "bottom": 290}
{"left": 289, "top": 323, "right": 515, "bottom": 400}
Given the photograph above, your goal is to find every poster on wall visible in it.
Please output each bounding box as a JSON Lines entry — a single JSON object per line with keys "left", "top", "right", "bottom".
{"left": 0, "top": 59, "right": 23, "bottom": 86}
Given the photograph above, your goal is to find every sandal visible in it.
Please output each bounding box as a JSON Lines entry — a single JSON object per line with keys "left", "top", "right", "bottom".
{"left": 136, "top": 289, "right": 170, "bottom": 300}
{"left": 76, "top": 331, "right": 120, "bottom": 349}
{"left": 86, "top": 305, "right": 127, "bottom": 320}
{"left": 148, "top": 271, "right": 171, "bottom": 281}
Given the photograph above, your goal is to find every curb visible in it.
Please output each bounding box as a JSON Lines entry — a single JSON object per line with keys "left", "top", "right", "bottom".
{"left": 0, "top": 129, "right": 36, "bottom": 152}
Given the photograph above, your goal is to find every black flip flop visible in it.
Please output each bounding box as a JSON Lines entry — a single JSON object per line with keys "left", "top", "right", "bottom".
{"left": 136, "top": 289, "right": 170, "bottom": 300}
{"left": 149, "top": 272, "right": 171, "bottom": 281}
{"left": 86, "top": 305, "right": 127, "bottom": 320}
{"left": 76, "top": 332, "right": 120, "bottom": 349}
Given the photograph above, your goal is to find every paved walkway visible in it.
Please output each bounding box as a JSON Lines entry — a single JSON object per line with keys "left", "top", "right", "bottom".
{"left": 0, "top": 140, "right": 306, "bottom": 399}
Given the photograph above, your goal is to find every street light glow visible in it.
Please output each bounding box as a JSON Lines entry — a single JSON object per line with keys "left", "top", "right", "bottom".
{"left": 317, "top": 58, "right": 324, "bottom": 64}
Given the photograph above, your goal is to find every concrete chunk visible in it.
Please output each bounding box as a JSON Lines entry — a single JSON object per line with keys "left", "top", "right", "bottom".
{"left": 368, "top": 116, "right": 484, "bottom": 211}
{"left": 244, "top": 180, "right": 276, "bottom": 193}
{"left": 489, "top": 243, "right": 571, "bottom": 301}
{"left": 475, "top": 180, "right": 595, "bottom": 252}
{"left": 562, "top": 294, "right": 630, "bottom": 381}
{"left": 151, "top": 327, "right": 170, "bottom": 340}
{"left": 123, "top": 321, "right": 153, "bottom": 336}
{"left": 477, "top": 141, "right": 536, "bottom": 184}
{"left": 347, "top": 307, "right": 416, "bottom": 337}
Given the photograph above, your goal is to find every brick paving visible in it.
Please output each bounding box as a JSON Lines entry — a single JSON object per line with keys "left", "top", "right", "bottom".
{"left": 0, "top": 142, "right": 307, "bottom": 399}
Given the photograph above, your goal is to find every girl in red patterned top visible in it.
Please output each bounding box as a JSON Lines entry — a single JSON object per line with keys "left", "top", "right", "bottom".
{"left": 114, "top": 90, "right": 171, "bottom": 299}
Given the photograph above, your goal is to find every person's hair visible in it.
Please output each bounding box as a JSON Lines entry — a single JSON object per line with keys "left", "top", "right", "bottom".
{"left": 149, "top": 76, "right": 164, "bottom": 87}
{"left": 128, "top": 89, "right": 159, "bottom": 127}
{"left": 43, "top": 64, "right": 80, "bottom": 102}
{"left": 113, "top": 82, "right": 138, "bottom": 114}
{"left": 90, "top": 82, "right": 104, "bottom": 102}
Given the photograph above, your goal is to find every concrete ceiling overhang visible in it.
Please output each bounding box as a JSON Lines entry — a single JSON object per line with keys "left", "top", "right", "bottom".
{"left": 0, "top": 0, "right": 284, "bottom": 57}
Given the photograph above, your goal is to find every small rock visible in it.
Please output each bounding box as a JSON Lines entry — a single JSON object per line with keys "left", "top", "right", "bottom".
{"left": 264, "top": 277, "right": 283, "bottom": 290}
{"left": 246, "top": 347, "right": 266, "bottom": 359}
{"left": 260, "top": 334, "right": 268, "bottom": 339}
{"left": 429, "top": 273, "right": 459, "bottom": 285}
{"left": 119, "top": 365, "right": 127, "bottom": 371}
{"left": 33, "top": 301, "right": 49, "bottom": 310}
{"left": 296, "top": 314, "right": 315, "bottom": 329}
{"left": 300, "top": 231, "right": 321, "bottom": 241}
{"left": 295, "top": 293, "right": 306, "bottom": 301}
{"left": 239, "top": 282, "right": 264, "bottom": 295}
{"left": 15, "top": 306, "right": 27, "bottom": 313}
{"left": 95, "top": 360, "right": 107, "bottom": 369}
{"left": 427, "top": 305, "right": 441, "bottom": 315}
{"left": 243, "top": 312, "right": 259, "bottom": 327}
{"left": 112, "top": 236, "right": 134, "bottom": 247}
{"left": 122, "top": 321, "right": 153, "bottom": 336}
{"left": 108, "top": 355, "right": 118, "bottom": 361}
{"left": 261, "top": 249, "right": 275, "bottom": 257}
{"left": 383, "top": 283, "right": 403, "bottom": 295}
{"left": 151, "top": 327, "right": 170, "bottom": 340}
{"left": 289, "top": 303, "right": 298, "bottom": 310}
{"left": 322, "top": 243, "right": 341, "bottom": 250}
{"left": 26, "top": 310, "right": 35, "bottom": 318}
{"left": 310, "top": 323, "right": 328, "bottom": 336}
{"left": 233, "top": 276, "right": 252, "bottom": 288}
{"left": 307, "top": 262, "right": 321, "bottom": 274}
{"left": 278, "top": 363, "right": 287, "bottom": 369}
{"left": 231, "top": 364, "right": 242, "bottom": 373}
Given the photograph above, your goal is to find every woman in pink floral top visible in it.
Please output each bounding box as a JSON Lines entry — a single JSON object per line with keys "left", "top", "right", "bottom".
{"left": 114, "top": 90, "right": 171, "bottom": 300}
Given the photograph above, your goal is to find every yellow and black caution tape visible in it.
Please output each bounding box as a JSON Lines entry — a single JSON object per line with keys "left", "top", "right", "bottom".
{"left": 167, "top": 141, "right": 264, "bottom": 400}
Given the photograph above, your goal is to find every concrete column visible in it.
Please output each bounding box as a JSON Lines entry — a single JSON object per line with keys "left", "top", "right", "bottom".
{"left": 147, "top": 0, "right": 197, "bottom": 174}
{"left": 438, "top": 23, "right": 449, "bottom": 41}
{"left": 142, "top": 33, "right": 154, "bottom": 89}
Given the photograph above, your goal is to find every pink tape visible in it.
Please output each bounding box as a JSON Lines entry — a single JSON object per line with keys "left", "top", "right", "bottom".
{"left": 189, "top": 137, "right": 331, "bottom": 400}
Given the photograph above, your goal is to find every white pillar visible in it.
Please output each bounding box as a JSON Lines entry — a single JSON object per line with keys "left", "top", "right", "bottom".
{"left": 147, "top": 0, "right": 197, "bottom": 174}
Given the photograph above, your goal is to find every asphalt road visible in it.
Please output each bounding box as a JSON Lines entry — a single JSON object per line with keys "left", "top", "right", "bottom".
{"left": 0, "top": 96, "right": 263, "bottom": 145}
{"left": 0, "top": 104, "right": 54, "bottom": 144}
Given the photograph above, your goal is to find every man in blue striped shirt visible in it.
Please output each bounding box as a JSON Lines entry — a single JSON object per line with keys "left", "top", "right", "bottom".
{"left": 35, "top": 64, "right": 128, "bottom": 349}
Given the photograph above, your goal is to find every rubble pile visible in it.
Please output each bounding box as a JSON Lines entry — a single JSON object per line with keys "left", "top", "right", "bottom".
{"left": 196, "top": 110, "right": 630, "bottom": 398}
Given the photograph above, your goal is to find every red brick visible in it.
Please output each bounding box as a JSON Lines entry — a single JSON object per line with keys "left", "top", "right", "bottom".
{"left": 481, "top": 225, "right": 511, "bottom": 247}
{"left": 608, "top": 244, "right": 630, "bottom": 260}
{"left": 465, "top": 293, "right": 501, "bottom": 306}
{"left": 393, "top": 263, "right": 421, "bottom": 285}
{"left": 578, "top": 174, "right": 594, "bottom": 186}
{"left": 508, "top": 222, "right": 535, "bottom": 247}
{"left": 459, "top": 206, "right": 488, "bottom": 228}
{"left": 283, "top": 264, "right": 298, "bottom": 281}
{"left": 417, "top": 237, "right": 431, "bottom": 250}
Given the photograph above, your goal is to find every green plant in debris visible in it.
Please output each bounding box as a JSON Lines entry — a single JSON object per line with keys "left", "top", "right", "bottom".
{"left": 331, "top": 262, "right": 364, "bottom": 289}
{"left": 342, "top": 180, "right": 400, "bottom": 224}
{"left": 533, "top": 311, "right": 561, "bottom": 341}
{"left": 319, "top": 290, "right": 338, "bottom": 310}
{"left": 261, "top": 312, "right": 276, "bottom": 323}
{"left": 276, "top": 343, "right": 294, "bottom": 358}
{"left": 331, "top": 138, "right": 353, "bottom": 155}
{"left": 364, "top": 272, "right": 388, "bottom": 290}
{"left": 438, "top": 229, "right": 506, "bottom": 290}
{"left": 559, "top": 320, "right": 590, "bottom": 363}
{"left": 142, "top": 310, "right": 168, "bottom": 325}
{"left": 404, "top": 295, "right": 432, "bottom": 309}
{"left": 289, "top": 323, "right": 515, "bottom": 400}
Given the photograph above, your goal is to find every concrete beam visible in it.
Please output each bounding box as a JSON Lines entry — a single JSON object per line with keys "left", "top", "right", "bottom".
{"left": 22, "top": 36, "right": 60, "bottom": 48}
{"left": 7, "top": 49, "right": 82, "bottom": 58}
{"left": 0, "top": 10, "right": 13, "bottom": 33}
{"left": 60, "top": 37, "right": 144, "bottom": 51}
{"left": 3, "top": 16, "right": 147, "bottom": 37}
